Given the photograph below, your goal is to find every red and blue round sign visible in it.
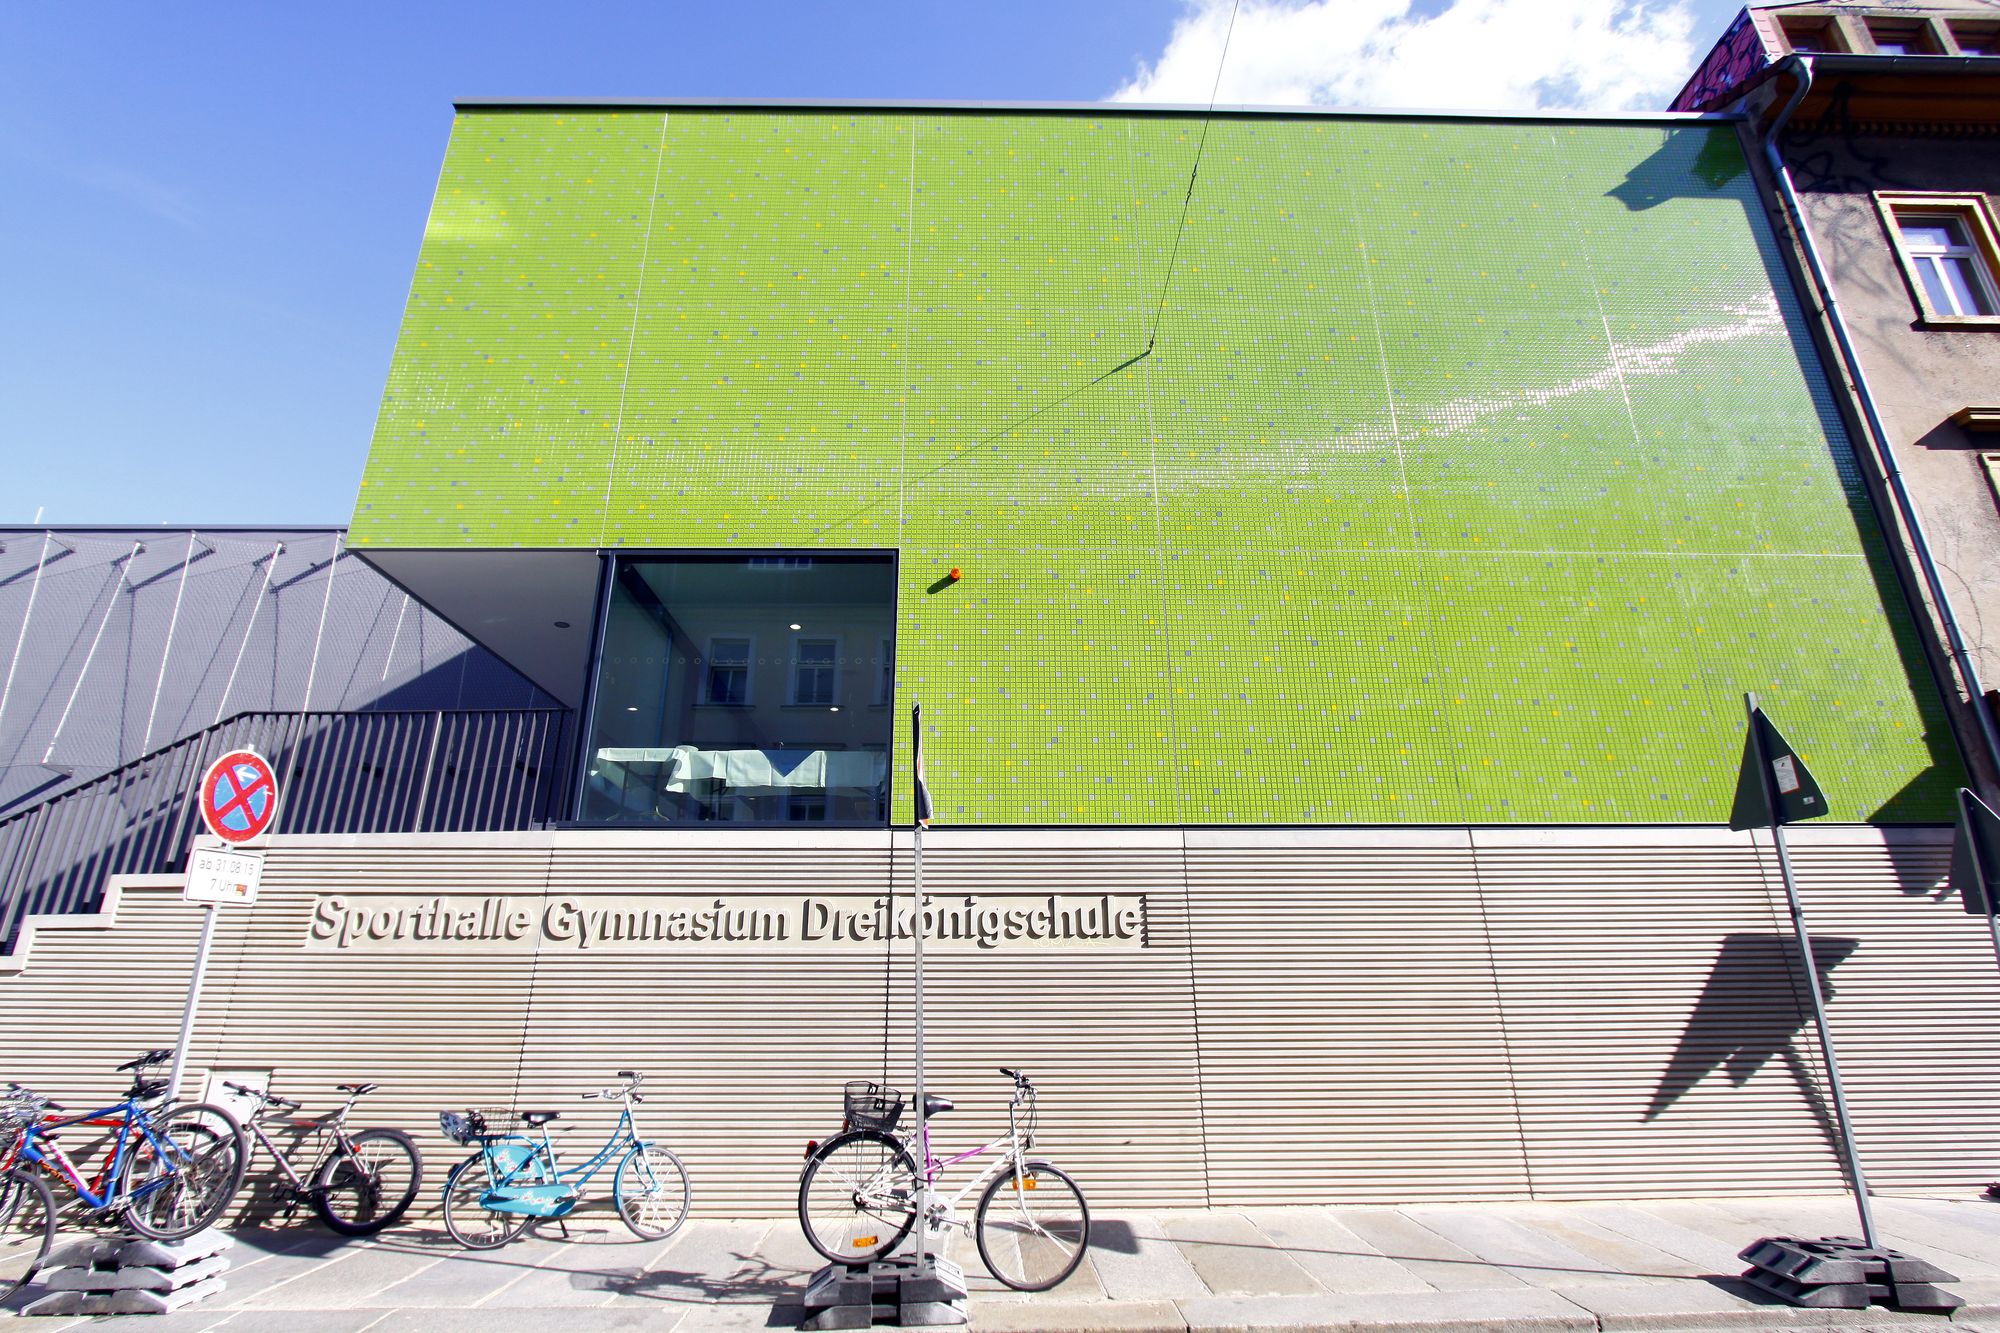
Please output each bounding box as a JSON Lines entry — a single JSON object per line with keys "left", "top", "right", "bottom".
{"left": 198, "top": 750, "right": 280, "bottom": 845}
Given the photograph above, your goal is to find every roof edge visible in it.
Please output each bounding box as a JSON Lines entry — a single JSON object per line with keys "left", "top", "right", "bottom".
{"left": 449, "top": 95, "right": 1744, "bottom": 125}
{"left": 0, "top": 524, "right": 348, "bottom": 536}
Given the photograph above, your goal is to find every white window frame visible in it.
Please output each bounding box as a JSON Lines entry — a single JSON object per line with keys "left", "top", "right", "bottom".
{"left": 1878, "top": 193, "right": 2000, "bottom": 325}
{"left": 790, "top": 635, "right": 841, "bottom": 707}
{"left": 703, "top": 635, "right": 754, "bottom": 706}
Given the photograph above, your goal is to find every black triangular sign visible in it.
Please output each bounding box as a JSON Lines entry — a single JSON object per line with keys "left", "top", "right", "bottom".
{"left": 1728, "top": 704, "right": 1828, "bottom": 830}
{"left": 1951, "top": 787, "right": 2000, "bottom": 916}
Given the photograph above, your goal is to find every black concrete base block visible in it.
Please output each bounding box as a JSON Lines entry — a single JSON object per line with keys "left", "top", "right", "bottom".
{"left": 800, "top": 1255, "right": 969, "bottom": 1329}
{"left": 1738, "top": 1235, "right": 1963, "bottom": 1312}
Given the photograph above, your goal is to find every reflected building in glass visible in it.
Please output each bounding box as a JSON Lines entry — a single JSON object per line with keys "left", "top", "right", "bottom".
{"left": 580, "top": 554, "right": 896, "bottom": 826}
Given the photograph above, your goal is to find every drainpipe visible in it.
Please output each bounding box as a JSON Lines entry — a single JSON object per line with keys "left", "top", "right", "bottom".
{"left": 1756, "top": 53, "right": 2000, "bottom": 783}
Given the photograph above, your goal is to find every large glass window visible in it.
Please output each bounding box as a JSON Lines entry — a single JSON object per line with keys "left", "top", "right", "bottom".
{"left": 581, "top": 554, "right": 895, "bottom": 826}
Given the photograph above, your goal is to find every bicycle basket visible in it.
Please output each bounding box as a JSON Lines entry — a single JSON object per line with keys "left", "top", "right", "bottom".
{"left": 843, "top": 1080, "right": 903, "bottom": 1133}
{"left": 440, "top": 1109, "right": 520, "bottom": 1144}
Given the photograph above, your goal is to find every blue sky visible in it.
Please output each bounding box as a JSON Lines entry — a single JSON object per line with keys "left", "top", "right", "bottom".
{"left": 0, "top": 0, "right": 1742, "bottom": 527}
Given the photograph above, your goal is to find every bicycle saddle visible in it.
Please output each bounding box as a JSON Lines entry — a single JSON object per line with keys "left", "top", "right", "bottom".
{"left": 923, "top": 1094, "right": 955, "bottom": 1117}
{"left": 521, "top": 1110, "right": 562, "bottom": 1127}
{"left": 336, "top": 1082, "right": 380, "bottom": 1096}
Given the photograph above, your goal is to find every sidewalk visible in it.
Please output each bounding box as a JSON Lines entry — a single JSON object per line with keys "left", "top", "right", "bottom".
{"left": 10, "top": 1194, "right": 2000, "bottom": 1331}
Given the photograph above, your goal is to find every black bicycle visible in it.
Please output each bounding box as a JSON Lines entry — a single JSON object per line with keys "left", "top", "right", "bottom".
{"left": 226, "top": 1079, "right": 422, "bottom": 1236}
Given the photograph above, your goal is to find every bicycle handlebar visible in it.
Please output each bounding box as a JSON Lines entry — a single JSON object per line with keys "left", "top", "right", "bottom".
{"left": 582, "top": 1072, "right": 645, "bottom": 1102}
{"left": 222, "top": 1080, "right": 301, "bottom": 1113}
{"left": 116, "top": 1048, "right": 173, "bottom": 1072}
{"left": 3, "top": 1083, "right": 58, "bottom": 1114}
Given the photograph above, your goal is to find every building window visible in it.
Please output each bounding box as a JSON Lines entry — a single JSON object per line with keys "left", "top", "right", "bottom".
{"left": 706, "top": 637, "right": 752, "bottom": 705}
{"left": 1866, "top": 19, "right": 1940, "bottom": 55}
{"left": 1779, "top": 16, "right": 1848, "bottom": 53}
{"left": 1950, "top": 20, "right": 2000, "bottom": 54}
{"left": 877, "top": 637, "right": 895, "bottom": 705}
{"left": 793, "top": 638, "right": 838, "bottom": 705}
{"left": 1879, "top": 195, "right": 2000, "bottom": 322}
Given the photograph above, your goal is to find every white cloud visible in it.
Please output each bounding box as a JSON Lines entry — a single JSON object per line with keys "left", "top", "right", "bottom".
{"left": 1112, "top": 0, "right": 1699, "bottom": 113}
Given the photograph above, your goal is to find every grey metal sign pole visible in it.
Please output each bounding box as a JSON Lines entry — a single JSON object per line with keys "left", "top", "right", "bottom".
{"left": 1744, "top": 692, "right": 1877, "bottom": 1248}
{"left": 909, "top": 702, "right": 932, "bottom": 1268}
{"left": 165, "top": 901, "right": 218, "bottom": 1105}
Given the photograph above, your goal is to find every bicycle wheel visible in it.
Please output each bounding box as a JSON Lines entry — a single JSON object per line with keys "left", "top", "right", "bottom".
{"left": 0, "top": 1170, "right": 53, "bottom": 1306}
{"left": 442, "top": 1155, "right": 530, "bottom": 1250}
{"left": 120, "top": 1103, "right": 248, "bottom": 1241}
{"left": 798, "top": 1129, "right": 918, "bottom": 1265}
{"left": 612, "top": 1142, "right": 690, "bottom": 1241}
{"left": 974, "top": 1160, "right": 1089, "bottom": 1292}
{"left": 313, "top": 1128, "right": 424, "bottom": 1236}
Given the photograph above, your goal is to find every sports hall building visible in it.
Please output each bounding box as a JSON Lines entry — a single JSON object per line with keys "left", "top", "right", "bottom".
{"left": 4, "top": 92, "right": 1998, "bottom": 1216}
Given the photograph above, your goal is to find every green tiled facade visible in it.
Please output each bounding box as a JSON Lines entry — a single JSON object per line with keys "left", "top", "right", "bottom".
{"left": 354, "top": 107, "right": 1960, "bottom": 825}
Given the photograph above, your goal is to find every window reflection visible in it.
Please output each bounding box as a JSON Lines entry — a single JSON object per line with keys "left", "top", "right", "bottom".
{"left": 582, "top": 554, "right": 895, "bottom": 826}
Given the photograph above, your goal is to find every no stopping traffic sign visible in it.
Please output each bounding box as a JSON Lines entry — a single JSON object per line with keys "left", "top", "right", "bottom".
{"left": 198, "top": 750, "right": 280, "bottom": 844}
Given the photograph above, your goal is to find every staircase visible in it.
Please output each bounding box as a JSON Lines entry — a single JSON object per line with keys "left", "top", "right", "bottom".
{"left": 0, "top": 707, "right": 572, "bottom": 950}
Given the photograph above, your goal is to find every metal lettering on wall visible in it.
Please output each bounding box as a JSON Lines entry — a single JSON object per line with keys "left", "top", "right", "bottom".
{"left": 305, "top": 894, "right": 1148, "bottom": 952}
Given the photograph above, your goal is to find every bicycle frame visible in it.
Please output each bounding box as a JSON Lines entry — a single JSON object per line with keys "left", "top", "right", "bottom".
{"left": 15, "top": 1100, "right": 179, "bottom": 1211}
{"left": 479, "top": 1098, "right": 644, "bottom": 1194}
{"left": 242, "top": 1099, "right": 360, "bottom": 1193}
{"left": 899, "top": 1102, "right": 1033, "bottom": 1228}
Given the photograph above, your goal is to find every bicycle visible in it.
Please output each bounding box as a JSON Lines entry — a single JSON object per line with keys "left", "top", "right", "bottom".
{"left": 438, "top": 1071, "right": 690, "bottom": 1249}
{"left": 223, "top": 1079, "right": 423, "bottom": 1236}
{"left": 798, "top": 1067, "right": 1090, "bottom": 1292}
{"left": 2, "top": 1049, "right": 248, "bottom": 1241}
{"left": 0, "top": 1095, "right": 56, "bottom": 1306}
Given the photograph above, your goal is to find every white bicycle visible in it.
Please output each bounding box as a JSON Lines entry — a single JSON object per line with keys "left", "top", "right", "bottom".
{"left": 797, "top": 1068, "right": 1090, "bottom": 1291}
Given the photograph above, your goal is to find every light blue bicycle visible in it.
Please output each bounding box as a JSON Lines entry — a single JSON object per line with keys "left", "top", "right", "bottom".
{"left": 438, "top": 1072, "right": 690, "bottom": 1247}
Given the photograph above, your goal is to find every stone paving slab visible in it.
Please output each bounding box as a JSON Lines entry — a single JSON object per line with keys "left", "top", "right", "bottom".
{"left": 1337, "top": 1207, "right": 1532, "bottom": 1292}
{"left": 1088, "top": 1214, "right": 1212, "bottom": 1301}
{"left": 369, "top": 1310, "right": 685, "bottom": 1332}
{"left": 1506, "top": 1208, "right": 1709, "bottom": 1282}
{"left": 360, "top": 1236, "right": 513, "bottom": 1308}
{"left": 16, "top": 1195, "right": 2000, "bottom": 1330}
{"left": 1175, "top": 1285, "right": 1598, "bottom": 1331}
{"left": 1162, "top": 1213, "right": 1325, "bottom": 1297}
{"left": 1239, "top": 1209, "right": 1432, "bottom": 1296}
{"left": 478, "top": 1224, "right": 679, "bottom": 1309}
{"left": 1572, "top": 1206, "right": 1751, "bottom": 1276}
{"left": 1404, "top": 1206, "right": 1644, "bottom": 1289}
{"left": 973, "top": 1298, "right": 1186, "bottom": 1332}
{"left": 600, "top": 1219, "right": 782, "bottom": 1310}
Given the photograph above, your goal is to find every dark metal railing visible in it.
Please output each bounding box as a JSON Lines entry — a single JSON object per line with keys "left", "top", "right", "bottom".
{"left": 0, "top": 708, "right": 572, "bottom": 951}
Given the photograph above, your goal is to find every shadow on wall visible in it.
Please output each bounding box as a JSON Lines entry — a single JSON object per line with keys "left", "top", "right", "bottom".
{"left": 364, "top": 647, "right": 554, "bottom": 715}
{"left": 1608, "top": 127, "right": 1967, "bottom": 820}
{"left": 1644, "top": 931, "right": 1859, "bottom": 1144}
{"left": 0, "top": 648, "right": 550, "bottom": 816}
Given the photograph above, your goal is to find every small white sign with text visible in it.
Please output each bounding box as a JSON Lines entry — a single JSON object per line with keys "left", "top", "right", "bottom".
{"left": 184, "top": 847, "right": 264, "bottom": 907}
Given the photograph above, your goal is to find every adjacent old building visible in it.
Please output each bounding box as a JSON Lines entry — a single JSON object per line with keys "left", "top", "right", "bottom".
{"left": 1675, "top": 0, "right": 2000, "bottom": 794}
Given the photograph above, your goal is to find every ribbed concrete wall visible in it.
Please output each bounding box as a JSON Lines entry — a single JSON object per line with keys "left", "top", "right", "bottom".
{"left": 0, "top": 825, "right": 1988, "bottom": 1218}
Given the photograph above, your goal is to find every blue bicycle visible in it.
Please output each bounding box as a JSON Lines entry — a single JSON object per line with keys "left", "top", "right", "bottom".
{"left": 3, "top": 1049, "right": 248, "bottom": 1241}
{"left": 438, "top": 1071, "right": 689, "bottom": 1248}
